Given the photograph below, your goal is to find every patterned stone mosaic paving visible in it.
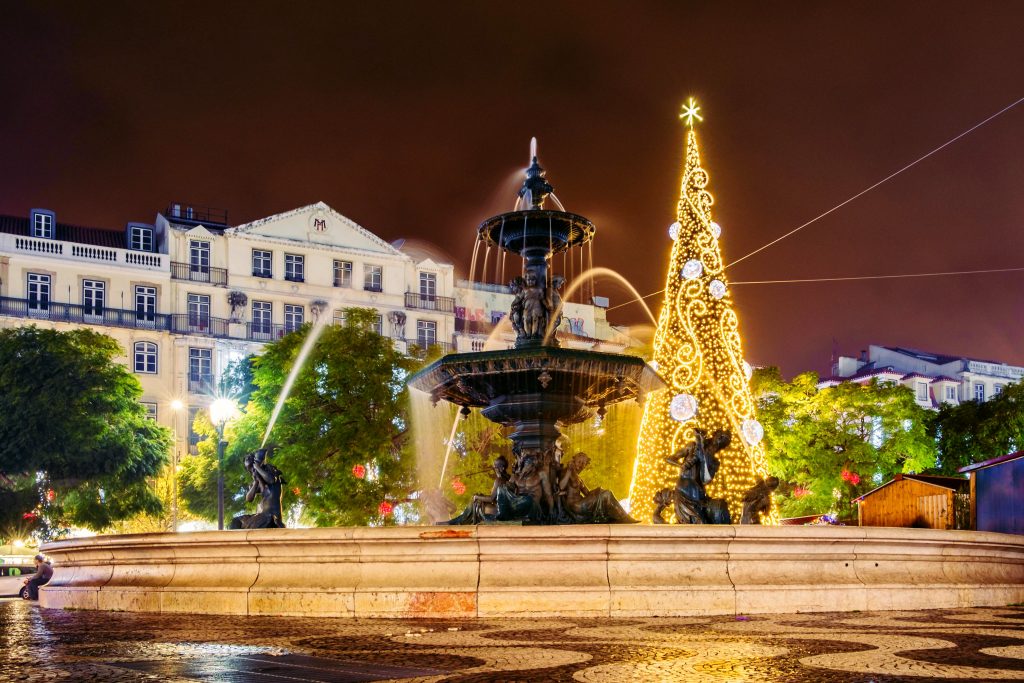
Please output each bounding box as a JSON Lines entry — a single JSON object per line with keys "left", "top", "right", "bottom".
{"left": 1, "top": 600, "right": 1023, "bottom": 681}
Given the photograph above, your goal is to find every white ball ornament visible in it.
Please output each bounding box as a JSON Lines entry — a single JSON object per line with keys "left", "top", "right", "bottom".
{"left": 709, "top": 279, "right": 727, "bottom": 299}
{"left": 709, "top": 221, "right": 722, "bottom": 239}
{"left": 741, "top": 418, "right": 764, "bottom": 446}
{"left": 681, "top": 259, "right": 703, "bottom": 280}
{"left": 742, "top": 361, "right": 753, "bottom": 381}
{"left": 668, "top": 221, "right": 682, "bottom": 240}
{"left": 669, "top": 393, "right": 698, "bottom": 422}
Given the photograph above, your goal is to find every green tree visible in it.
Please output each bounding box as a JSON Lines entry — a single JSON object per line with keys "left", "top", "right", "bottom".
{"left": 752, "top": 368, "right": 937, "bottom": 519}
{"left": 930, "top": 381, "right": 1024, "bottom": 475}
{"left": 179, "top": 309, "right": 420, "bottom": 526}
{"left": 0, "top": 327, "right": 171, "bottom": 536}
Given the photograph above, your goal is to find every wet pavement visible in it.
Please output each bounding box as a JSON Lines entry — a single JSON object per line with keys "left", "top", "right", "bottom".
{"left": 1, "top": 599, "right": 1023, "bottom": 681}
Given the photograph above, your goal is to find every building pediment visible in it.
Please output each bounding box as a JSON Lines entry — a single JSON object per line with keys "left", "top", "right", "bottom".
{"left": 228, "top": 202, "right": 403, "bottom": 256}
{"left": 185, "top": 225, "right": 217, "bottom": 241}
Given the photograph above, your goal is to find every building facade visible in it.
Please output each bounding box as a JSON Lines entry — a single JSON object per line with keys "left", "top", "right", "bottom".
{"left": 822, "top": 344, "right": 1024, "bottom": 410}
{"left": 0, "top": 202, "right": 627, "bottom": 457}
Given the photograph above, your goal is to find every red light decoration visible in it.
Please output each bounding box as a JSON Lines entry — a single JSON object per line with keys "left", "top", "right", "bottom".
{"left": 378, "top": 501, "right": 393, "bottom": 516}
{"left": 352, "top": 464, "right": 366, "bottom": 479}
{"left": 45, "top": 489, "right": 56, "bottom": 502}
{"left": 841, "top": 469, "right": 861, "bottom": 485}
{"left": 292, "top": 487, "right": 301, "bottom": 495}
{"left": 22, "top": 512, "right": 36, "bottom": 521}
{"left": 451, "top": 478, "right": 466, "bottom": 495}
{"left": 793, "top": 485, "right": 811, "bottom": 498}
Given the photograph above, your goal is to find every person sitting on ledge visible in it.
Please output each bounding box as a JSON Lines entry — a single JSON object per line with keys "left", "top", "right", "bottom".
{"left": 23, "top": 554, "right": 53, "bottom": 600}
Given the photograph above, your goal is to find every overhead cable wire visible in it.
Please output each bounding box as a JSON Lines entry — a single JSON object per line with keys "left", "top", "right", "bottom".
{"left": 607, "top": 94, "right": 1024, "bottom": 313}
{"left": 726, "top": 94, "right": 1024, "bottom": 268}
{"left": 607, "top": 265, "right": 1024, "bottom": 311}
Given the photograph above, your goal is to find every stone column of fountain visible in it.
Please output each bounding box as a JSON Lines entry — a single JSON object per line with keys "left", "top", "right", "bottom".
{"left": 409, "top": 143, "right": 664, "bottom": 523}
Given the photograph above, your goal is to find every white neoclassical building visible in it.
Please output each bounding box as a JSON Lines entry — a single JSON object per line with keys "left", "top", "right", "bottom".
{"left": 821, "top": 344, "right": 1024, "bottom": 410}
{"left": 0, "top": 201, "right": 629, "bottom": 456}
{"left": 0, "top": 202, "right": 456, "bottom": 454}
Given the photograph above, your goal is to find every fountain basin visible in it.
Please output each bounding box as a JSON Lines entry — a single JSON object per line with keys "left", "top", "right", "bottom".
{"left": 479, "top": 209, "right": 595, "bottom": 256}
{"left": 39, "top": 526, "right": 1024, "bottom": 618}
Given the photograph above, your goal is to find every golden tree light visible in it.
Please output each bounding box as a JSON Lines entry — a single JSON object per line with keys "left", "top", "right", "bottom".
{"left": 629, "top": 108, "right": 776, "bottom": 524}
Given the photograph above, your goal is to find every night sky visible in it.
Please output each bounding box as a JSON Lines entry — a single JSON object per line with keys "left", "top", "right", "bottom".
{"left": 2, "top": 2, "right": 1022, "bottom": 376}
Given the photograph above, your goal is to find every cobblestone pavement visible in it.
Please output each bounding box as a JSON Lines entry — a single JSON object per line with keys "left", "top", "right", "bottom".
{"left": 1, "top": 600, "right": 1023, "bottom": 681}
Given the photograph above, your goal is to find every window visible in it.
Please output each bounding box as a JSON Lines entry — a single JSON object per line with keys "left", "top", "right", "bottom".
{"left": 364, "top": 265, "right": 383, "bottom": 292}
{"left": 188, "top": 348, "right": 213, "bottom": 391}
{"left": 252, "top": 300, "right": 272, "bottom": 334}
{"left": 27, "top": 273, "right": 50, "bottom": 312}
{"left": 284, "top": 254, "right": 304, "bottom": 282}
{"left": 333, "top": 260, "right": 353, "bottom": 287}
{"left": 82, "top": 280, "right": 105, "bottom": 318}
{"left": 333, "top": 309, "right": 346, "bottom": 326}
{"left": 915, "top": 381, "right": 928, "bottom": 401}
{"left": 371, "top": 314, "right": 383, "bottom": 336}
{"left": 189, "top": 240, "right": 210, "bottom": 274}
{"left": 471, "top": 339, "right": 485, "bottom": 352}
{"left": 134, "top": 342, "right": 158, "bottom": 373}
{"left": 32, "top": 212, "right": 54, "bottom": 239}
{"left": 945, "top": 385, "right": 957, "bottom": 401}
{"left": 135, "top": 286, "right": 156, "bottom": 323}
{"left": 141, "top": 402, "right": 157, "bottom": 420}
{"left": 284, "top": 304, "right": 304, "bottom": 332}
{"left": 491, "top": 310, "right": 505, "bottom": 325}
{"left": 419, "top": 272, "right": 437, "bottom": 299}
{"left": 252, "top": 249, "right": 272, "bottom": 278}
{"left": 995, "top": 384, "right": 1005, "bottom": 396}
{"left": 129, "top": 226, "right": 153, "bottom": 251}
{"left": 974, "top": 383, "right": 986, "bottom": 402}
{"left": 187, "top": 293, "right": 211, "bottom": 328}
{"left": 417, "top": 320, "right": 437, "bottom": 348}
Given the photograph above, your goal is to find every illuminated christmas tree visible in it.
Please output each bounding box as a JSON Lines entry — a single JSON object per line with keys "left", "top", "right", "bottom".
{"left": 629, "top": 100, "right": 774, "bottom": 524}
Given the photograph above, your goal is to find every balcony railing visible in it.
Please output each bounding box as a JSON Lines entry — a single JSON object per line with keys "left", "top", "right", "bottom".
{"left": 170, "top": 314, "right": 230, "bottom": 337}
{"left": 405, "top": 292, "right": 455, "bottom": 313}
{"left": 170, "top": 261, "right": 228, "bottom": 286}
{"left": 1, "top": 233, "right": 166, "bottom": 271}
{"left": 0, "top": 296, "right": 174, "bottom": 332}
{"left": 392, "top": 337, "right": 453, "bottom": 356}
{"left": 246, "top": 321, "right": 290, "bottom": 342}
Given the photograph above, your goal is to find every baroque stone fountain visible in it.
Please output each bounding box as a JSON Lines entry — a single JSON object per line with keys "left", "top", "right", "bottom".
{"left": 408, "top": 149, "right": 665, "bottom": 523}
{"left": 36, "top": 142, "right": 1024, "bottom": 620}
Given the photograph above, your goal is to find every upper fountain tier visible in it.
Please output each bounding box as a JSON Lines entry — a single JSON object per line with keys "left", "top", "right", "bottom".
{"left": 478, "top": 154, "right": 595, "bottom": 257}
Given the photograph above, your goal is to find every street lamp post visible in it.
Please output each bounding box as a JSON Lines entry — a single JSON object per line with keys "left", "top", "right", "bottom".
{"left": 209, "top": 398, "right": 239, "bottom": 531}
{"left": 169, "top": 399, "right": 184, "bottom": 532}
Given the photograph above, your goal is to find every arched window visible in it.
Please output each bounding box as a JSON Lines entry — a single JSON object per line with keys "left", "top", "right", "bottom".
{"left": 134, "top": 342, "right": 158, "bottom": 374}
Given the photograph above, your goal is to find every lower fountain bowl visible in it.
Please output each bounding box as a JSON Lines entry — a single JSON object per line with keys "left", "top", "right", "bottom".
{"left": 39, "top": 525, "right": 1024, "bottom": 618}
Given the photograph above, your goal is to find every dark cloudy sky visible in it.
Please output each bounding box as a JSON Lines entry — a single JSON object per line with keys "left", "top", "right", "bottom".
{"left": 1, "top": 1, "right": 1022, "bottom": 376}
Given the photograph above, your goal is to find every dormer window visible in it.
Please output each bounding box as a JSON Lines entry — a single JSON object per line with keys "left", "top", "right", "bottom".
{"left": 129, "top": 225, "right": 154, "bottom": 252}
{"left": 31, "top": 210, "right": 55, "bottom": 239}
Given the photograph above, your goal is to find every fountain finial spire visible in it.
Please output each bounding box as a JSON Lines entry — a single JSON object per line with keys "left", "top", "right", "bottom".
{"left": 518, "top": 137, "right": 554, "bottom": 209}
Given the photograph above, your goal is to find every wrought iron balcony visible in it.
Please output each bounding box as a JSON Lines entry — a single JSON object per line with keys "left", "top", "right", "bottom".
{"left": 404, "top": 292, "right": 455, "bottom": 313}
{"left": 169, "top": 314, "right": 230, "bottom": 338}
{"left": 170, "top": 261, "right": 228, "bottom": 286}
{"left": 245, "top": 321, "right": 290, "bottom": 342}
{"left": 0, "top": 296, "right": 174, "bottom": 332}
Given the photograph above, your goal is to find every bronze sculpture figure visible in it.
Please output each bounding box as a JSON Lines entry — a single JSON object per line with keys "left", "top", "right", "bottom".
{"left": 740, "top": 475, "right": 780, "bottom": 524}
{"left": 557, "top": 452, "right": 636, "bottom": 524}
{"left": 229, "top": 449, "right": 286, "bottom": 529}
{"left": 664, "top": 429, "right": 733, "bottom": 525}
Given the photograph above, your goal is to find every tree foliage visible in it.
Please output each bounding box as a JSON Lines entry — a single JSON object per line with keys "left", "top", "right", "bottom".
{"left": 930, "top": 380, "right": 1024, "bottom": 474}
{"left": 0, "top": 327, "right": 171, "bottom": 536}
{"left": 179, "top": 309, "right": 420, "bottom": 526}
{"left": 752, "top": 368, "right": 937, "bottom": 519}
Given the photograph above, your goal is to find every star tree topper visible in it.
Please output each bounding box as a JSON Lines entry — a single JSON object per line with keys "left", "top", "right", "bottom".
{"left": 679, "top": 97, "right": 703, "bottom": 128}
